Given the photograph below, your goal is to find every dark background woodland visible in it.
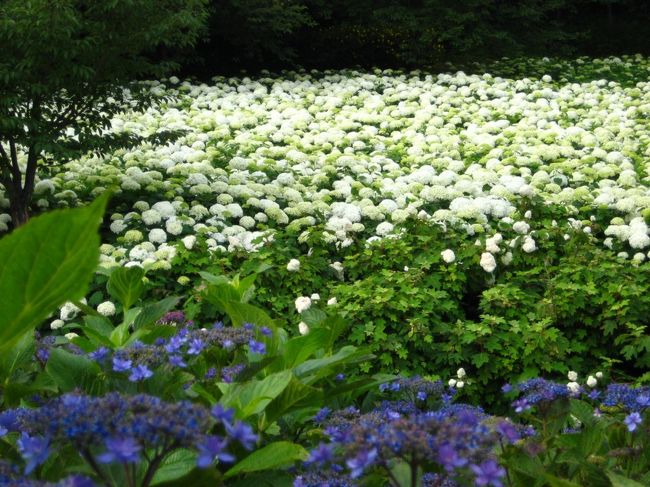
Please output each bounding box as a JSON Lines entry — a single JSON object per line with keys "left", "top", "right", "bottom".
{"left": 180, "top": 0, "right": 650, "bottom": 76}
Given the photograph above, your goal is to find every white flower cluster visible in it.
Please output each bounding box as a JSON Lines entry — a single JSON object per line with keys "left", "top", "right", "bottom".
{"left": 4, "top": 55, "right": 649, "bottom": 269}
{"left": 448, "top": 367, "right": 467, "bottom": 389}
{"left": 566, "top": 370, "right": 604, "bottom": 393}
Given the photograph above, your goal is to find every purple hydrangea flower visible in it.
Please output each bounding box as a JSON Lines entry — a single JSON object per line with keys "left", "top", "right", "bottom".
{"left": 624, "top": 412, "right": 643, "bottom": 432}
{"left": 225, "top": 421, "right": 258, "bottom": 450}
{"left": 16, "top": 433, "right": 50, "bottom": 474}
{"left": 248, "top": 339, "right": 266, "bottom": 355}
{"left": 306, "top": 443, "right": 334, "bottom": 466}
{"left": 128, "top": 364, "right": 153, "bottom": 382}
{"left": 97, "top": 437, "right": 141, "bottom": 464}
{"left": 346, "top": 448, "right": 377, "bottom": 478}
{"left": 89, "top": 347, "right": 109, "bottom": 362}
{"left": 470, "top": 459, "right": 506, "bottom": 487}
{"left": 112, "top": 356, "right": 132, "bottom": 372}
{"left": 164, "top": 335, "right": 186, "bottom": 354}
{"left": 168, "top": 355, "right": 187, "bottom": 368}
{"left": 211, "top": 404, "right": 235, "bottom": 424}
{"left": 187, "top": 338, "right": 205, "bottom": 355}
{"left": 438, "top": 443, "right": 468, "bottom": 472}
{"left": 314, "top": 407, "right": 332, "bottom": 423}
{"left": 196, "top": 436, "right": 234, "bottom": 467}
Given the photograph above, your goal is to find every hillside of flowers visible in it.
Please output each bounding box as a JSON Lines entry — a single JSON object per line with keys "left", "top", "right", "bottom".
{"left": 1, "top": 55, "right": 650, "bottom": 486}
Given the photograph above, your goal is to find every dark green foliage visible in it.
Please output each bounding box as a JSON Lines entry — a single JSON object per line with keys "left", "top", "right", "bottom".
{"left": 187, "top": 0, "right": 650, "bottom": 74}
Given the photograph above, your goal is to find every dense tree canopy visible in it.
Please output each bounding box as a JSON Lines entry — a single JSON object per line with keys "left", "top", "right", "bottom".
{"left": 189, "top": 0, "right": 650, "bottom": 74}
{"left": 0, "top": 0, "right": 209, "bottom": 226}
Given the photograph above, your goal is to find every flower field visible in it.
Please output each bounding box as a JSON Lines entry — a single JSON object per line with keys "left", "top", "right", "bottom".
{"left": 2, "top": 55, "right": 650, "bottom": 486}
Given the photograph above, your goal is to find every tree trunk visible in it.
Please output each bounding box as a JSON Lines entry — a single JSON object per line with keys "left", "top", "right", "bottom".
{"left": 9, "top": 189, "right": 30, "bottom": 227}
{"left": 0, "top": 140, "right": 38, "bottom": 229}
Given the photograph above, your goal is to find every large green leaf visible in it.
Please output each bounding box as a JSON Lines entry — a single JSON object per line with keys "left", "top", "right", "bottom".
{"left": 0, "top": 192, "right": 109, "bottom": 351}
{"left": 280, "top": 329, "right": 329, "bottom": 369}
{"left": 219, "top": 371, "right": 292, "bottom": 418}
{"left": 222, "top": 300, "right": 276, "bottom": 329}
{"left": 107, "top": 266, "right": 145, "bottom": 310}
{"left": 151, "top": 449, "right": 198, "bottom": 485}
{"left": 132, "top": 296, "right": 180, "bottom": 330}
{"left": 293, "top": 346, "right": 367, "bottom": 379}
{"left": 45, "top": 348, "right": 104, "bottom": 393}
{"left": 263, "top": 378, "right": 323, "bottom": 427}
{"left": 224, "top": 441, "right": 308, "bottom": 478}
{"left": 607, "top": 472, "right": 646, "bottom": 487}
{"left": 0, "top": 331, "right": 35, "bottom": 378}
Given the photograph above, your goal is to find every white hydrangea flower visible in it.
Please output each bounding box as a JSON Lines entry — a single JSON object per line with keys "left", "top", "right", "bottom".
{"left": 110, "top": 220, "right": 127, "bottom": 234}
{"left": 441, "top": 249, "right": 455, "bottom": 263}
{"left": 330, "top": 261, "right": 344, "bottom": 280}
{"left": 50, "top": 319, "right": 65, "bottom": 330}
{"left": 586, "top": 376, "right": 597, "bottom": 388}
{"left": 286, "top": 259, "right": 300, "bottom": 272}
{"left": 182, "top": 235, "right": 197, "bottom": 250}
{"left": 295, "top": 296, "right": 312, "bottom": 313}
{"left": 522, "top": 236, "right": 537, "bottom": 253}
{"left": 448, "top": 379, "right": 457, "bottom": 387}
{"left": 375, "top": 221, "right": 394, "bottom": 236}
{"left": 456, "top": 368, "right": 466, "bottom": 379}
{"left": 148, "top": 228, "right": 167, "bottom": 244}
{"left": 124, "top": 230, "right": 143, "bottom": 243}
{"left": 298, "top": 321, "right": 310, "bottom": 335}
{"left": 567, "top": 382, "right": 580, "bottom": 394}
{"left": 595, "top": 371, "right": 603, "bottom": 379}
{"left": 568, "top": 370, "right": 578, "bottom": 381}
{"left": 310, "top": 293, "right": 320, "bottom": 301}
{"left": 64, "top": 332, "right": 79, "bottom": 341}
{"left": 327, "top": 297, "right": 337, "bottom": 306}
{"left": 97, "top": 301, "right": 116, "bottom": 317}
{"left": 166, "top": 219, "right": 184, "bottom": 236}
{"left": 60, "top": 302, "right": 80, "bottom": 321}
{"left": 512, "top": 221, "right": 530, "bottom": 234}
{"left": 480, "top": 252, "right": 497, "bottom": 273}
{"left": 142, "top": 209, "right": 162, "bottom": 226}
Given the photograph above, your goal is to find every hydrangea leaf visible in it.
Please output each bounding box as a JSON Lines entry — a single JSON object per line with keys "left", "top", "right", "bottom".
{"left": 151, "top": 449, "right": 198, "bottom": 485}
{"left": 132, "top": 295, "right": 181, "bottom": 331}
{"left": 224, "top": 441, "right": 308, "bottom": 478}
{"left": 0, "top": 192, "right": 109, "bottom": 351}
{"left": 606, "top": 472, "right": 646, "bottom": 487}
{"left": 45, "top": 348, "right": 104, "bottom": 393}
{"left": 218, "top": 370, "right": 292, "bottom": 418}
{"left": 262, "top": 378, "right": 324, "bottom": 427}
{"left": 107, "top": 266, "right": 145, "bottom": 311}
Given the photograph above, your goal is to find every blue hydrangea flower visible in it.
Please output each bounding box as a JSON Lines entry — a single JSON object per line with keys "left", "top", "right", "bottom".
{"left": 346, "top": 448, "right": 377, "bottom": 478}
{"left": 128, "top": 364, "right": 153, "bottom": 382}
{"left": 248, "top": 339, "right": 265, "bottom": 355}
{"left": 97, "top": 437, "right": 141, "bottom": 464}
{"left": 211, "top": 404, "right": 235, "bottom": 424}
{"left": 224, "top": 421, "right": 258, "bottom": 450}
{"left": 196, "top": 436, "right": 234, "bottom": 467}
{"left": 112, "top": 356, "right": 132, "bottom": 372}
{"left": 624, "top": 412, "right": 643, "bottom": 432}
{"left": 470, "top": 460, "right": 506, "bottom": 487}
{"left": 187, "top": 338, "right": 205, "bottom": 355}
{"left": 16, "top": 433, "right": 50, "bottom": 474}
